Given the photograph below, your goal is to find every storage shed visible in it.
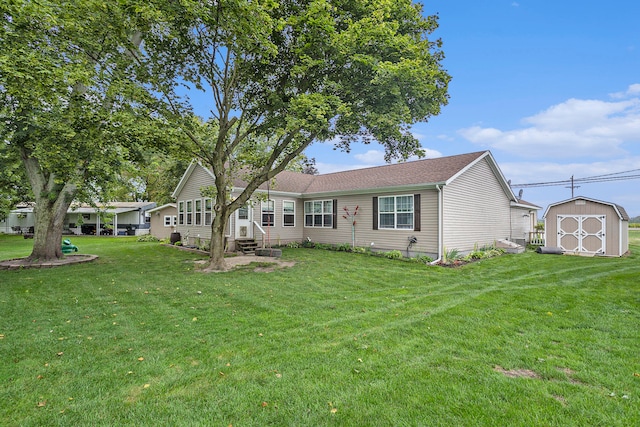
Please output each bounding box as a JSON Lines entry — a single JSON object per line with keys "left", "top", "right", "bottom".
{"left": 542, "top": 197, "right": 629, "bottom": 257}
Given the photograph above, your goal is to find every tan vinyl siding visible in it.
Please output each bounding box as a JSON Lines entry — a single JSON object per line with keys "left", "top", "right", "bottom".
{"left": 149, "top": 207, "right": 177, "bottom": 239}
{"left": 545, "top": 200, "right": 627, "bottom": 256}
{"left": 442, "top": 159, "right": 511, "bottom": 252}
{"left": 252, "top": 196, "right": 304, "bottom": 247}
{"left": 620, "top": 221, "right": 628, "bottom": 255}
{"left": 174, "top": 165, "right": 214, "bottom": 244}
{"left": 302, "top": 191, "right": 439, "bottom": 256}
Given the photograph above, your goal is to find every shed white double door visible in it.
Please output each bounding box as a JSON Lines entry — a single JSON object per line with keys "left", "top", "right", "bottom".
{"left": 556, "top": 215, "right": 606, "bottom": 254}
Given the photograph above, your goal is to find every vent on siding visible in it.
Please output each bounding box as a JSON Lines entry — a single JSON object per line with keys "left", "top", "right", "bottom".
{"left": 575, "top": 200, "right": 586, "bottom": 205}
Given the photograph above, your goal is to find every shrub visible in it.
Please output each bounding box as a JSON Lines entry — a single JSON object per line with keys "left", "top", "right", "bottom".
{"left": 336, "top": 243, "right": 352, "bottom": 252}
{"left": 384, "top": 250, "right": 403, "bottom": 259}
{"left": 414, "top": 255, "right": 433, "bottom": 264}
{"left": 352, "top": 246, "right": 369, "bottom": 254}
{"left": 315, "top": 243, "right": 333, "bottom": 251}
{"left": 287, "top": 241, "right": 302, "bottom": 248}
{"left": 137, "top": 234, "right": 159, "bottom": 243}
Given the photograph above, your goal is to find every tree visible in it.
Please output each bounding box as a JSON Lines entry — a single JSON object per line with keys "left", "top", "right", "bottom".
{"left": 132, "top": 0, "right": 450, "bottom": 270}
{"left": 0, "top": 1, "right": 171, "bottom": 260}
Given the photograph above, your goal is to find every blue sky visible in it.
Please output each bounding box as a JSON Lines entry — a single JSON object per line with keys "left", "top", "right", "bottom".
{"left": 305, "top": 0, "right": 640, "bottom": 217}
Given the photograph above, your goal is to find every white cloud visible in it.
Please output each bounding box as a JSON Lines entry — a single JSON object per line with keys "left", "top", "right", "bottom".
{"left": 459, "top": 95, "right": 640, "bottom": 159}
{"left": 422, "top": 148, "right": 443, "bottom": 158}
{"left": 354, "top": 150, "right": 385, "bottom": 164}
{"left": 610, "top": 83, "right": 640, "bottom": 99}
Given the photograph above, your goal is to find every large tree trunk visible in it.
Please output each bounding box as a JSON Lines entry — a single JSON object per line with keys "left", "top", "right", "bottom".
{"left": 21, "top": 149, "right": 77, "bottom": 261}
{"left": 30, "top": 194, "right": 73, "bottom": 260}
{"left": 208, "top": 204, "right": 229, "bottom": 270}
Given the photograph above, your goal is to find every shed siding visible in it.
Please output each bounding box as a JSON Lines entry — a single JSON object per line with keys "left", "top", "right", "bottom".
{"left": 442, "top": 159, "right": 511, "bottom": 252}
{"left": 621, "top": 221, "right": 629, "bottom": 255}
{"left": 545, "top": 200, "right": 625, "bottom": 256}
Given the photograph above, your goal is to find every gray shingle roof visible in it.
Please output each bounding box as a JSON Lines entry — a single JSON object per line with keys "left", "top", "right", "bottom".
{"left": 254, "top": 151, "right": 489, "bottom": 194}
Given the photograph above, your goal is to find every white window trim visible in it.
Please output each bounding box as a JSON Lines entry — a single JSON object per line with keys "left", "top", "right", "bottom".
{"left": 164, "top": 215, "right": 173, "bottom": 227}
{"left": 261, "top": 199, "right": 275, "bottom": 227}
{"left": 282, "top": 200, "right": 296, "bottom": 227}
{"left": 178, "top": 201, "right": 185, "bottom": 225}
{"left": 378, "top": 194, "right": 414, "bottom": 230}
{"left": 304, "top": 199, "right": 333, "bottom": 228}
{"left": 204, "top": 198, "right": 212, "bottom": 226}
{"left": 186, "top": 200, "right": 193, "bottom": 226}
{"left": 195, "top": 198, "right": 203, "bottom": 226}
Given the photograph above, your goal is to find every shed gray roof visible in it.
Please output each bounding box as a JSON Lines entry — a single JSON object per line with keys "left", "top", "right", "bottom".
{"left": 542, "top": 197, "right": 630, "bottom": 221}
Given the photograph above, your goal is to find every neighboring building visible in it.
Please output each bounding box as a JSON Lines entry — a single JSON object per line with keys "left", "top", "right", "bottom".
{"left": 147, "top": 203, "right": 178, "bottom": 240}
{"left": 1, "top": 202, "right": 156, "bottom": 236}
{"left": 542, "top": 196, "right": 629, "bottom": 257}
{"left": 172, "top": 151, "right": 540, "bottom": 259}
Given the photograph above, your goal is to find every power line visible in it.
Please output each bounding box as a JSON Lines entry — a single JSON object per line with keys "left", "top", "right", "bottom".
{"left": 511, "top": 169, "right": 640, "bottom": 188}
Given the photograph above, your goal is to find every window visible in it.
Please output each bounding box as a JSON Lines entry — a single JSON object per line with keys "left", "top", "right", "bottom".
{"left": 304, "top": 200, "right": 334, "bottom": 228}
{"left": 378, "top": 195, "right": 414, "bottom": 230}
{"left": 204, "top": 198, "right": 212, "bottom": 225}
{"left": 186, "top": 200, "right": 193, "bottom": 225}
{"left": 178, "top": 201, "right": 184, "bottom": 225}
{"left": 195, "top": 199, "right": 202, "bottom": 226}
{"left": 261, "top": 200, "right": 274, "bottom": 227}
{"left": 283, "top": 201, "right": 295, "bottom": 227}
{"left": 164, "top": 215, "right": 173, "bottom": 227}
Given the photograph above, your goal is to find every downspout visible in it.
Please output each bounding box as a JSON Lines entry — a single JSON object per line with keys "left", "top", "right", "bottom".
{"left": 430, "top": 184, "right": 444, "bottom": 264}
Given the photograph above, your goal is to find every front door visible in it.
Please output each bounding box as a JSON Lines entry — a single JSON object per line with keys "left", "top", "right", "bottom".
{"left": 235, "top": 204, "right": 253, "bottom": 239}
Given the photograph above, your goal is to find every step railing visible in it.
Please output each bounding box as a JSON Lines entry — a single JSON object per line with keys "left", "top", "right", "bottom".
{"left": 253, "top": 221, "right": 266, "bottom": 248}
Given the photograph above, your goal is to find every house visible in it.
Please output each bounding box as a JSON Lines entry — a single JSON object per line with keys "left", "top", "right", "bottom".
{"left": 171, "top": 151, "right": 540, "bottom": 259}
{"left": 1, "top": 202, "right": 156, "bottom": 236}
{"left": 147, "top": 203, "right": 178, "bottom": 240}
{"left": 511, "top": 197, "right": 542, "bottom": 246}
{"left": 542, "top": 196, "right": 629, "bottom": 257}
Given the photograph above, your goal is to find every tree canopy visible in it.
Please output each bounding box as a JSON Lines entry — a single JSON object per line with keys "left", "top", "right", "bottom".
{"left": 132, "top": 0, "right": 450, "bottom": 269}
{"left": 0, "top": 0, "right": 176, "bottom": 259}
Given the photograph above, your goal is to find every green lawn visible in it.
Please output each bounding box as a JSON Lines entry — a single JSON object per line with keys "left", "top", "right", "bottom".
{"left": 1, "top": 233, "right": 639, "bottom": 426}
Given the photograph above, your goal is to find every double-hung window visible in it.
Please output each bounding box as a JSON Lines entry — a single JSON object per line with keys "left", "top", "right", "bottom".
{"left": 378, "top": 195, "right": 414, "bottom": 230}
{"left": 195, "top": 199, "right": 202, "bottom": 226}
{"left": 304, "top": 200, "right": 334, "bottom": 228}
{"left": 164, "top": 215, "right": 174, "bottom": 227}
{"left": 178, "top": 201, "right": 185, "bottom": 225}
{"left": 261, "top": 200, "right": 274, "bottom": 227}
{"left": 204, "top": 198, "right": 212, "bottom": 226}
{"left": 283, "top": 201, "right": 295, "bottom": 227}
{"left": 186, "top": 200, "right": 193, "bottom": 225}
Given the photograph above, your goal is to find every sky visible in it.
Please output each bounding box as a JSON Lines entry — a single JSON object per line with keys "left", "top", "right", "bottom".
{"left": 303, "top": 0, "right": 640, "bottom": 217}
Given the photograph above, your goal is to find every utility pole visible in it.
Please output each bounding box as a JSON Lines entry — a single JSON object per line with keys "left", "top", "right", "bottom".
{"left": 565, "top": 175, "right": 580, "bottom": 197}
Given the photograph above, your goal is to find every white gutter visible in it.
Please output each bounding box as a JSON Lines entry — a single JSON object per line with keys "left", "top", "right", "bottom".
{"left": 430, "top": 184, "right": 444, "bottom": 265}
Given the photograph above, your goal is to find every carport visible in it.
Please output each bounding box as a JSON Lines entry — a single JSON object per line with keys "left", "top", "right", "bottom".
{"left": 542, "top": 197, "right": 629, "bottom": 257}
